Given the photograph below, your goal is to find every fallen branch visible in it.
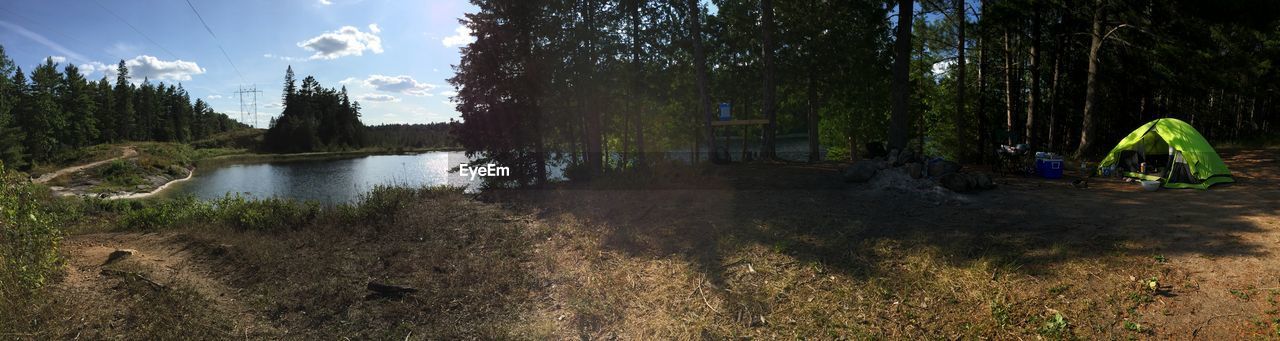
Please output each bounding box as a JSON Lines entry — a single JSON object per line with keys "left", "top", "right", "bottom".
{"left": 697, "top": 280, "right": 721, "bottom": 314}
{"left": 1192, "top": 313, "right": 1242, "bottom": 339}
{"left": 100, "top": 269, "right": 166, "bottom": 290}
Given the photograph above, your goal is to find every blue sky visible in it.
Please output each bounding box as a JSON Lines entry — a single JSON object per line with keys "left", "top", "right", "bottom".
{"left": 0, "top": 0, "right": 479, "bottom": 127}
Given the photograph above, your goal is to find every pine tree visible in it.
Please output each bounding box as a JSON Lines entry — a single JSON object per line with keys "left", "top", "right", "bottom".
{"left": 22, "top": 58, "right": 67, "bottom": 160}
{"left": 93, "top": 77, "right": 116, "bottom": 142}
{"left": 0, "top": 47, "right": 26, "bottom": 167}
{"left": 60, "top": 64, "right": 98, "bottom": 148}
{"left": 113, "top": 60, "right": 134, "bottom": 141}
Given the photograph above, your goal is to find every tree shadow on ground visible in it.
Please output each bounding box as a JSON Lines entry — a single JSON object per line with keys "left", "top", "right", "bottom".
{"left": 494, "top": 149, "right": 1275, "bottom": 279}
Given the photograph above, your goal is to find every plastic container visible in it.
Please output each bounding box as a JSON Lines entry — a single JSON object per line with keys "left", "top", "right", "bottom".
{"left": 1140, "top": 180, "right": 1162, "bottom": 191}
{"left": 1037, "top": 159, "right": 1064, "bottom": 179}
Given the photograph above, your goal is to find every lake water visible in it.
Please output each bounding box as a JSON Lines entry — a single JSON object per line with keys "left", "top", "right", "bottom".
{"left": 161, "top": 152, "right": 484, "bottom": 204}
{"left": 161, "top": 137, "right": 821, "bottom": 204}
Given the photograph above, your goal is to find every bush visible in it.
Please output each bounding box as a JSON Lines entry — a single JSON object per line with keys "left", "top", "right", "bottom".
{"left": 211, "top": 194, "right": 320, "bottom": 231}
{"left": 115, "top": 196, "right": 211, "bottom": 231}
{"left": 345, "top": 185, "right": 465, "bottom": 225}
{"left": 0, "top": 161, "right": 62, "bottom": 297}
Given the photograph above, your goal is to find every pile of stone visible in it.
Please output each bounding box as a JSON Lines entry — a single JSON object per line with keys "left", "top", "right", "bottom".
{"left": 842, "top": 149, "right": 995, "bottom": 193}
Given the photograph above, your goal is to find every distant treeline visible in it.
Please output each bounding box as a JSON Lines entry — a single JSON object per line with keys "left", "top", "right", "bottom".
{"left": 0, "top": 46, "right": 247, "bottom": 169}
{"left": 261, "top": 67, "right": 367, "bottom": 153}
{"left": 366, "top": 122, "right": 459, "bottom": 149}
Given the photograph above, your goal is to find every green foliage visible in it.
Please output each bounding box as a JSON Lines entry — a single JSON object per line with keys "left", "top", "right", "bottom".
{"left": 115, "top": 195, "right": 210, "bottom": 231}
{"left": 97, "top": 159, "right": 147, "bottom": 189}
{"left": 262, "top": 71, "right": 366, "bottom": 153}
{"left": 0, "top": 161, "right": 62, "bottom": 297}
{"left": 1037, "top": 313, "right": 1070, "bottom": 339}
{"left": 365, "top": 123, "right": 459, "bottom": 150}
{"left": 209, "top": 194, "right": 320, "bottom": 231}
{"left": 0, "top": 48, "right": 247, "bottom": 170}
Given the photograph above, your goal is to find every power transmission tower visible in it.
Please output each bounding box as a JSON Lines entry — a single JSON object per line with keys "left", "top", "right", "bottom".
{"left": 236, "top": 85, "right": 264, "bottom": 128}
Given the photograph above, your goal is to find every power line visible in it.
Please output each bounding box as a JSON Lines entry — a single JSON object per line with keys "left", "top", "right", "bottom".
{"left": 183, "top": 0, "right": 243, "bottom": 83}
{"left": 236, "top": 85, "right": 263, "bottom": 128}
{"left": 90, "top": 0, "right": 181, "bottom": 60}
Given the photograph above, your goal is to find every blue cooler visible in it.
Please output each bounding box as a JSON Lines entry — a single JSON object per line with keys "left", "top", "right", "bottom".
{"left": 1037, "top": 159, "right": 1064, "bottom": 179}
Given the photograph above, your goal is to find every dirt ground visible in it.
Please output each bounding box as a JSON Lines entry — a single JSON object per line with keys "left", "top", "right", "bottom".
{"left": 39, "top": 147, "right": 1280, "bottom": 339}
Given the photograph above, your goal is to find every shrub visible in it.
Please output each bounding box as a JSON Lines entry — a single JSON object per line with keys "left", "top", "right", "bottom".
{"left": 0, "top": 161, "right": 62, "bottom": 297}
{"left": 211, "top": 194, "right": 320, "bottom": 231}
{"left": 115, "top": 196, "right": 211, "bottom": 231}
{"left": 342, "top": 185, "right": 465, "bottom": 225}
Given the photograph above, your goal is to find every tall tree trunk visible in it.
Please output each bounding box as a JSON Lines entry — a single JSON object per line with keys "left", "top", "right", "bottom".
{"left": 1003, "top": 28, "right": 1016, "bottom": 146}
{"left": 688, "top": 0, "right": 713, "bottom": 162}
{"left": 1047, "top": 39, "right": 1061, "bottom": 152}
{"left": 976, "top": 0, "right": 988, "bottom": 161}
{"left": 889, "top": 0, "right": 914, "bottom": 151}
{"left": 807, "top": 63, "right": 819, "bottom": 162}
{"left": 1076, "top": 3, "right": 1104, "bottom": 157}
{"left": 631, "top": 0, "right": 645, "bottom": 166}
{"left": 761, "top": 0, "right": 777, "bottom": 160}
{"left": 955, "top": 0, "right": 967, "bottom": 161}
{"left": 1025, "top": 2, "right": 1041, "bottom": 149}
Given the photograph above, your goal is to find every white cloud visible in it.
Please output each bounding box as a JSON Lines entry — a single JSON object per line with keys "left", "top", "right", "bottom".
{"left": 79, "top": 61, "right": 112, "bottom": 78}
{"left": 439, "top": 90, "right": 457, "bottom": 97}
{"left": 319, "top": 0, "right": 332, "bottom": 5}
{"left": 120, "top": 55, "right": 206, "bottom": 81}
{"left": 358, "top": 94, "right": 399, "bottom": 102}
{"left": 47, "top": 55, "right": 67, "bottom": 64}
{"left": 441, "top": 25, "right": 474, "bottom": 48}
{"left": 297, "top": 25, "right": 383, "bottom": 60}
{"left": 263, "top": 53, "right": 306, "bottom": 62}
{"left": 338, "top": 77, "right": 358, "bottom": 85}
{"left": 206, "top": 94, "right": 224, "bottom": 99}
{"left": 368, "top": 24, "right": 381, "bottom": 34}
{"left": 86, "top": 55, "right": 204, "bottom": 81}
{"left": 363, "top": 74, "right": 435, "bottom": 96}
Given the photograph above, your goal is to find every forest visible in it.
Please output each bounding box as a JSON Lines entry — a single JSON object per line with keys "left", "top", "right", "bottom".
{"left": 367, "top": 122, "right": 460, "bottom": 150}
{"left": 261, "top": 66, "right": 367, "bottom": 153}
{"left": 450, "top": 0, "right": 1280, "bottom": 185}
{"left": 0, "top": 46, "right": 247, "bottom": 169}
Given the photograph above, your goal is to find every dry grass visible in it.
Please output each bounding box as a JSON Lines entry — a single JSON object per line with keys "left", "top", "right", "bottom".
{"left": 11, "top": 149, "right": 1279, "bottom": 338}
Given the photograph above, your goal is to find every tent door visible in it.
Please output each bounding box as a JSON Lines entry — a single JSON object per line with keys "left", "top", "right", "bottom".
{"left": 1165, "top": 151, "right": 1200, "bottom": 185}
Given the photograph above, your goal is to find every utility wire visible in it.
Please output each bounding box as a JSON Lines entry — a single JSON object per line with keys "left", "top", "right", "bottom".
{"left": 183, "top": 0, "right": 244, "bottom": 83}
{"left": 90, "top": 0, "right": 181, "bottom": 60}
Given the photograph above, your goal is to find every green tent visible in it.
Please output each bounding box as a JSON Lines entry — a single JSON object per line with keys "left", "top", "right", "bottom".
{"left": 1098, "top": 118, "right": 1233, "bottom": 189}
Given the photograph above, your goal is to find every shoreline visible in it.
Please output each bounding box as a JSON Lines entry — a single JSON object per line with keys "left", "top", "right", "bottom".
{"left": 103, "top": 167, "right": 196, "bottom": 200}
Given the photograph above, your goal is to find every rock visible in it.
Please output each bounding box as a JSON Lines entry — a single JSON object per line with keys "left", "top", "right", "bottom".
{"left": 940, "top": 173, "right": 995, "bottom": 192}
{"left": 103, "top": 249, "right": 137, "bottom": 265}
{"left": 897, "top": 149, "right": 915, "bottom": 165}
{"left": 886, "top": 149, "right": 900, "bottom": 166}
{"left": 940, "top": 173, "right": 972, "bottom": 192}
{"left": 928, "top": 160, "right": 962, "bottom": 178}
{"left": 974, "top": 173, "right": 995, "bottom": 189}
{"left": 135, "top": 184, "right": 149, "bottom": 190}
{"left": 906, "top": 163, "right": 923, "bottom": 179}
{"left": 843, "top": 161, "right": 881, "bottom": 183}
